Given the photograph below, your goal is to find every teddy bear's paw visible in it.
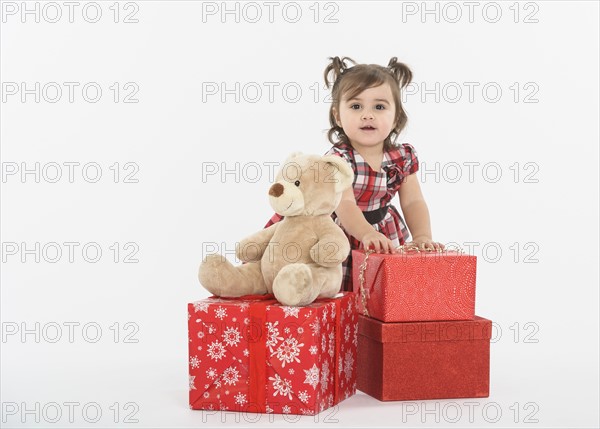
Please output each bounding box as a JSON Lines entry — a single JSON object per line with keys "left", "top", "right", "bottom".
{"left": 198, "top": 253, "right": 232, "bottom": 295}
{"left": 273, "top": 263, "right": 314, "bottom": 307}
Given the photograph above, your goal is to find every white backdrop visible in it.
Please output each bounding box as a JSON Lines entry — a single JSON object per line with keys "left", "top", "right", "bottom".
{"left": 1, "top": 1, "right": 598, "bottom": 427}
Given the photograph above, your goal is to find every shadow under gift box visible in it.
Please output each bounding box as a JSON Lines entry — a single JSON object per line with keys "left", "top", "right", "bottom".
{"left": 352, "top": 249, "right": 477, "bottom": 322}
{"left": 357, "top": 315, "right": 491, "bottom": 401}
{"left": 187, "top": 292, "right": 359, "bottom": 415}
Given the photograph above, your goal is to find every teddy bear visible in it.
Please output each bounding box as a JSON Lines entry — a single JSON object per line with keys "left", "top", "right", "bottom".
{"left": 198, "top": 152, "right": 354, "bottom": 306}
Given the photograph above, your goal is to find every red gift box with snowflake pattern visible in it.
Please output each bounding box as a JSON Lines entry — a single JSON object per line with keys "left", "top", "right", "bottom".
{"left": 352, "top": 249, "right": 477, "bottom": 322}
{"left": 188, "top": 292, "right": 358, "bottom": 415}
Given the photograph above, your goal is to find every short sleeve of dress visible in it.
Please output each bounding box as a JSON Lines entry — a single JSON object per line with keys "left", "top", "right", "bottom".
{"left": 399, "top": 143, "right": 419, "bottom": 176}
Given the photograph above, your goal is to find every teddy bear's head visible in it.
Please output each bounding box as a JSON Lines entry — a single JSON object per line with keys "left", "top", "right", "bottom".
{"left": 268, "top": 153, "right": 354, "bottom": 217}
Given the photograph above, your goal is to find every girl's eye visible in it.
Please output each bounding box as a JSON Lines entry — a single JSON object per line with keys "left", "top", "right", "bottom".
{"left": 376, "top": 104, "right": 385, "bottom": 110}
{"left": 294, "top": 180, "right": 300, "bottom": 187}
{"left": 350, "top": 104, "right": 360, "bottom": 110}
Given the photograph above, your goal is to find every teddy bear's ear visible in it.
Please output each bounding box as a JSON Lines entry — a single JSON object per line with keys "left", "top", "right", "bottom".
{"left": 282, "top": 152, "right": 304, "bottom": 165}
{"left": 322, "top": 155, "right": 354, "bottom": 192}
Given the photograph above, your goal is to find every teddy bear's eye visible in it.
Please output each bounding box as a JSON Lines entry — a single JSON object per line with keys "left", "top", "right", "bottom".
{"left": 294, "top": 180, "right": 300, "bottom": 187}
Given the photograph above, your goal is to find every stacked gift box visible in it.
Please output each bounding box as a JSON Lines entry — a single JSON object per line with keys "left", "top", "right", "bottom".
{"left": 187, "top": 292, "right": 359, "bottom": 415}
{"left": 352, "top": 248, "right": 491, "bottom": 401}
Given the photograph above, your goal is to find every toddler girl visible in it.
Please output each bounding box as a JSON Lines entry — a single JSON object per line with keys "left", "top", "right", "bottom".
{"left": 266, "top": 56, "right": 444, "bottom": 292}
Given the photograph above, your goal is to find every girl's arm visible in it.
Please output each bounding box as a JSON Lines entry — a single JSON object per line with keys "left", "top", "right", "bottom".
{"left": 334, "top": 187, "right": 395, "bottom": 253}
{"left": 398, "top": 174, "right": 444, "bottom": 251}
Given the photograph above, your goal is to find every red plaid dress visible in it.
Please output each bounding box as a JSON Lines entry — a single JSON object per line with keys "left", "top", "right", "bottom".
{"left": 264, "top": 142, "right": 419, "bottom": 292}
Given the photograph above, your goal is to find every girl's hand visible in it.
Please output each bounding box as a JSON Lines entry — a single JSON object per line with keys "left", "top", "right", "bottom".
{"left": 403, "top": 236, "right": 445, "bottom": 252}
{"left": 361, "top": 231, "right": 395, "bottom": 254}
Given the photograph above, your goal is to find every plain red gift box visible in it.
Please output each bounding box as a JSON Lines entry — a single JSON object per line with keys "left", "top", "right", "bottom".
{"left": 357, "top": 315, "right": 491, "bottom": 401}
{"left": 352, "top": 249, "right": 477, "bottom": 322}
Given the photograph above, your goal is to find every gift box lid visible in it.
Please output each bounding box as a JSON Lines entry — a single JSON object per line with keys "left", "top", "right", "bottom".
{"left": 359, "top": 315, "right": 492, "bottom": 343}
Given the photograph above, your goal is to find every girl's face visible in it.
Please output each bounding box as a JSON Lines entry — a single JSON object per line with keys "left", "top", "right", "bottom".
{"left": 333, "top": 84, "right": 396, "bottom": 150}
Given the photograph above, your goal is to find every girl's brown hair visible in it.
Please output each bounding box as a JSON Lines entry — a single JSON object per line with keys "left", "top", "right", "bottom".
{"left": 324, "top": 56, "right": 413, "bottom": 150}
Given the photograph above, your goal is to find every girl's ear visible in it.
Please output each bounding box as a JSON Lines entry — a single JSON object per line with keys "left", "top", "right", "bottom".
{"left": 332, "top": 107, "right": 341, "bottom": 127}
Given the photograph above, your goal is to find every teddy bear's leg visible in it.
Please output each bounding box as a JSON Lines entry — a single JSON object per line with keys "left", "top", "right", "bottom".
{"left": 272, "top": 263, "right": 314, "bottom": 307}
{"left": 273, "top": 263, "right": 342, "bottom": 307}
{"left": 198, "top": 254, "right": 268, "bottom": 297}
{"left": 310, "top": 264, "right": 343, "bottom": 299}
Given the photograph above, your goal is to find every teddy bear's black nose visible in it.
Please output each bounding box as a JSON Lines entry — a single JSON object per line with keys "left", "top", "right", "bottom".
{"left": 268, "top": 183, "right": 284, "bottom": 197}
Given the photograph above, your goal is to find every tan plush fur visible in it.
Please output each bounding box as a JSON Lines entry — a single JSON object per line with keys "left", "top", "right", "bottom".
{"left": 198, "top": 153, "right": 354, "bottom": 306}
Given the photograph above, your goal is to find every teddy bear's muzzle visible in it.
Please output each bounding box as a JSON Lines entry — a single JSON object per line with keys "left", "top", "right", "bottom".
{"left": 268, "top": 183, "right": 284, "bottom": 198}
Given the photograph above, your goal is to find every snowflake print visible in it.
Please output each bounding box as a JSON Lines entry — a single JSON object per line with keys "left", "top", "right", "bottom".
{"left": 282, "top": 306, "right": 300, "bottom": 318}
{"left": 234, "top": 392, "right": 247, "bottom": 406}
{"left": 346, "top": 299, "right": 353, "bottom": 316}
{"left": 344, "top": 325, "right": 350, "bottom": 342}
{"left": 301, "top": 408, "right": 312, "bottom": 415}
{"left": 288, "top": 368, "right": 295, "bottom": 375}
{"left": 304, "top": 310, "right": 312, "bottom": 318}
{"left": 219, "top": 403, "right": 229, "bottom": 411}
{"left": 206, "top": 367, "right": 218, "bottom": 379}
{"left": 320, "top": 400, "right": 326, "bottom": 412}
{"left": 189, "top": 355, "right": 200, "bottom": 369}
{"left": 272, "top": 337, "right": 304, "bottom": 367}
{"left": 284, "top": 327, "right": 290, "bottom": 334}
{"left": 344, "top": 350, "right": 354, "bottom": 381}
{"left": 338, "top": 356, "right": 343, "bottom": 375}
{"left": 320, "top": 361, "right": 330, "bottom": 393}
{"left": 214, "top": 306, "right": 227, "bottom": 320}
{"left": 207, "top": 341, "right": 226, "bottom": 361}
{"left": 309, "top": 345, "right": 318, "bottom": 355}
{"left": 222, "top": 326, "right": 241, "bottom": 347}
{"left": 321, "top": 335, "right": 326, "bottom": 352}
{"left": 282, "top": 405, "right": 291, "bottom": 414}
{"left": 269, "top": 374, "right": 293, "bottom": 400}
{"left": 328, "top": 332, "right": 335, "bottom": 357}
{"left": 298, "top": 390, "right": 310, "bottom": 404}
{"left": 197, "top": 331, "right": 205, "bottom": 339}
{"left": 239, "top": 302, "right": 250, "bottom": 311}
{"left": 189, "top": 375, "right": 196, "bottom": 391}
{"left": 330, "top": 304, "right": 336, "bottom": 320}
{"left": 322, "top": 307, "right": 328, "bottom": 323}
{"left": 207, "top": 324, "right": 216, "bottom": 335}
{"left": 243, "top": 349, "right": 249, "bottom": 357}
{"left": 297, "top": 327, "right": 304, "bottom": 334}
{"left": 265, "top": 405, "right": 274, "bottom": 414}
{"left": 266, "top": 321, "right": 284, "bottom": 352}
{"left": 244, "top": 317, "right": 250, "bottom": 325}
{"left": 197, "top": 345, "right": 202, "bottom": 351}
{"left": 353, "top": 324, "right": 358, "bottom": 347}
{"left": 222, "top": 366, "right": 240, "bottom": 386}
{"left": 327, "top": 393, "right": 334, "bottom": 407}
{"left": 193, "top": 301, "right": 209, "bottom": 313}
{"left": 303, "top": 363, "right": 319, "bottom": 389}
{"left": 309, "top": 319, "right": 320, "bottom": 336}
{"left": 203, "top": 391, "right": 210, "bottom": 399}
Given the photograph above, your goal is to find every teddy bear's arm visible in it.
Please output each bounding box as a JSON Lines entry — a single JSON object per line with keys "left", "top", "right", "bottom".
{"left": 309, "top": 224, "right": 351, "bottom": 268}
{"left": 235, "top": 223, "right": 279, "bottom": 263}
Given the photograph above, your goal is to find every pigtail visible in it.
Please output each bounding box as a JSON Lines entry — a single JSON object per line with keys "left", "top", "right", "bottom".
{"left": 387, "top": 57, "right": 413, "bottom": 89}
{"left": 324, "top": 56, "right": 356, "bottom": 89}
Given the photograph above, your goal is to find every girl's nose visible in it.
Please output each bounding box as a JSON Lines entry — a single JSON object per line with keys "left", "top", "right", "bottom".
{"left": 361, "top": 110, "right": 374, "bottom": 120}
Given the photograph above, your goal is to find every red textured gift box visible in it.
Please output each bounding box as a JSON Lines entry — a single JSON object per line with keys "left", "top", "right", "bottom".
{"left": 357, "top": 315, "right": 491, "bottom": 401}
{"left": 352, "top": 249, "right": 477, "bottom": 322}
{"left": 188, "top": 292, "right": 358, "bottom": 415}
